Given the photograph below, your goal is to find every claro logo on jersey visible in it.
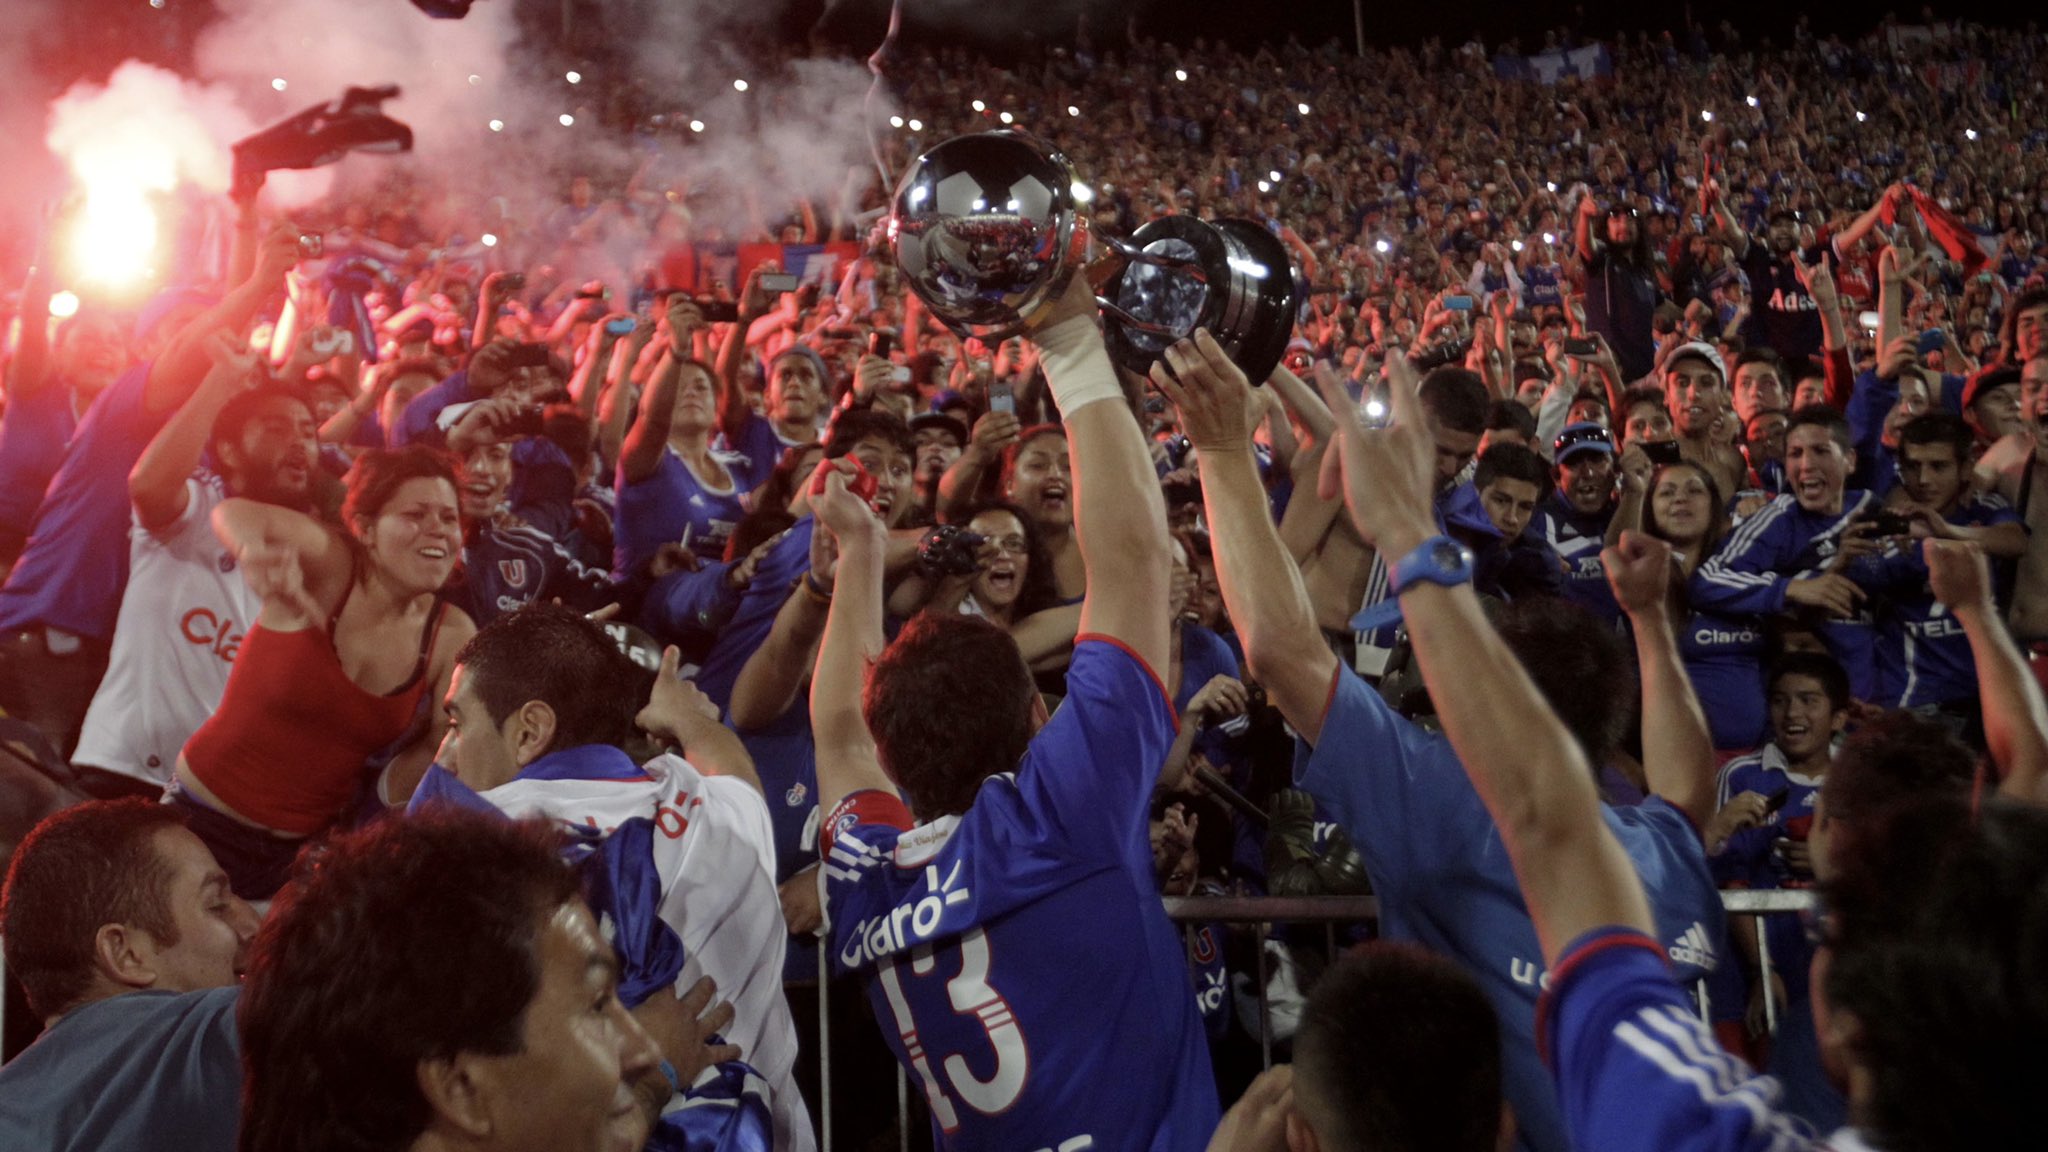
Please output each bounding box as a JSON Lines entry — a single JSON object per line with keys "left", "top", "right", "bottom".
{"left": 840, "top": 860, "right": 972, "bottom": 967}
{"left": 180, "top": 607, "right": 243, "bottom": 663}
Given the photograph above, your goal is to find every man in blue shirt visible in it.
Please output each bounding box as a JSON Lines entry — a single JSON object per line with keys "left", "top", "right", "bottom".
{"left": 0, "top": 799, "right": 260, "bottom": 1151}
{"left": 0, "top": 226, "right": 304, "bottom": 760}
{"left": 1295, "top": 339, "right": 2048, "bottom": 1152}
{"left": 809, "top": 279, "right": 1215, "bottom": 1151}
{"left": 1177, "top": 347, "right": 1724, "bottom": 1152}
{"left": 1530, "top": 422, "right": 1625, "bottom": 628}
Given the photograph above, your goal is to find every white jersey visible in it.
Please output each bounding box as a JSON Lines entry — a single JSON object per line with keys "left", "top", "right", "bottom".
{"left": 478, "top": 752, "right": 814, "bottom": 1152}
{"left": 75, "top": 475, "right": 258, "bottom": 786}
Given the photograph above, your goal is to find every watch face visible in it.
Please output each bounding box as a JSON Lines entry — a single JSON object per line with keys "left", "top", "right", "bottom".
{"left": 1430, "top": 540, "right": 1471, "bottom": 574}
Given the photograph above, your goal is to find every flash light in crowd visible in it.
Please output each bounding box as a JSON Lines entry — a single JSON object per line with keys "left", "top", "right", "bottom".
{"left": 890, "top": 115, "right": 904, "bottom": 128}
{"left": 566, "top": 71, "right": 582, "bottom": 84}
{"left": 1375, "top": 239, "right": 1391, "bottom": 253}
{"left": 733, "top": 79, "right": 749, "bottom": 92}
{"left": 558, "top": 114, "right": 574, "bottom": 127}
{"left": 272, "top": 78, "right": 288, "bottom": 92}
{"left": 488, "top": 119, "right": 504, "bottom": 132}
{"left": 1856, "top": 110, "right": 1868, "bottom": 122}
{"left": 1268, "top": 169, "right": 1282, "bottom": 182}
{"left": 1546, "top": 181, "right": 1557, "bottom": 192}
{"left": 1071, "top": 182, "right": 1094, "bottom": 204}
{"left": 907, "top": 118, "right": 923, "bottom": 131}
{"left": 999, "top": 111, "right": 1014, "bottom": 124}
{"left": 1174, "top": 69, "right": 1188, "bottom": 82}
{"left": 972, "top": 99, "right": 986, "bottom": 112}
{"left": 1364, "top": 398, "right": 1387, "bottom": 420}
{"left": 1701, "top": 109, "right": 1714, "bottom": 122}
{"left": 1746, "top": 95, "right": 1759, "bottom": 107}
{"left": 1257, "top": 180, "right": 1271, "bottom": 193}
{"left": 1512, "top": 239, "right": 1525, "bottom": 252}
{"left": 49, "top": 291, "right": 81, "bottom": 319}
{"left": 690, "top": 119, "right": 705, "bottom": 133}
{"left": 1542, "top": 232, "right": 1556, "bottom": 244}
{"left": 1068, "top": 106, "right": 1081, "bottom": 117}
{"left": 1966, "top": 128, "right": 1979, "bottom": 140}
{"left": 1298, "top": 102, "right": 1311, "bottom": 114}
{"left": 481, "top": 234, "right": 498, "bottom": 247}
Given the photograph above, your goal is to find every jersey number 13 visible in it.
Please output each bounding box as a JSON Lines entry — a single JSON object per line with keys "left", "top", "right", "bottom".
{"left": 876, "top": 926, "right": 1030, "bottom": 1133}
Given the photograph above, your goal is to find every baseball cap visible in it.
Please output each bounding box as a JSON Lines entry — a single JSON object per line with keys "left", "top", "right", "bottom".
{"left": 1553, "top": 422, "right": 1616, "bottom": 462}
{"left": 1663, "top": 340, "right": 1728, "bottom": 381}
{"left": 930, "top": 388, "right": 972, "bottom": 417}
{"left": 1962, "top": 364, "right": 2022, "bottom": 412}
{"left": 908, "top": 411, "right": 968, "bottom": 446}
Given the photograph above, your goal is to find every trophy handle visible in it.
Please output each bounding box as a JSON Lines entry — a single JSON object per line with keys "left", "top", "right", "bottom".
{"left": 1094, "top": 297, "right": 1190, "bottom": 339}
{"left": 1096, "top": 232, "right": 1210, "bottom": 284}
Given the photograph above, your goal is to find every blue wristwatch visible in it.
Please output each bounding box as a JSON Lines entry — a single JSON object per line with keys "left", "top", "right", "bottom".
{"left": 1349, "top": 535, "right": 1476, "bottom": 633}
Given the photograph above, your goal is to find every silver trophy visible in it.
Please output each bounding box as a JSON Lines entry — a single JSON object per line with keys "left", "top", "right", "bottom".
{"left": 889, "top": 130, "right": 1302, "bottom": 382}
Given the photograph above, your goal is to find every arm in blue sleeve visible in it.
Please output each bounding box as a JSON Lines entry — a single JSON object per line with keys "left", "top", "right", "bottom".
{"left": 640, "top": 562, "right": 743, "bottom": 649}
{"left": 1844, "top": 369, "right": 1895, "bottom": 457}
{"left": 1689, "top": 511, "right": 1793, "bottom": 615}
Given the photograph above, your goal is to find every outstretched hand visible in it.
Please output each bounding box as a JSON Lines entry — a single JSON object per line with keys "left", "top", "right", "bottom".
{"left": 1150, "top": 329, "right": 1260, "bottom": 454}
{"left": 1310, "top": 352, "right": 1437, "bottom": 556}
{"left": 1602, "top": 531, "right": 1678, "bottom": 617}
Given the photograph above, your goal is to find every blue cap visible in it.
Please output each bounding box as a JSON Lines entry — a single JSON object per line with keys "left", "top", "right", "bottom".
{"left": 1552, "top": 421, "right": 1615, "bottom": 462}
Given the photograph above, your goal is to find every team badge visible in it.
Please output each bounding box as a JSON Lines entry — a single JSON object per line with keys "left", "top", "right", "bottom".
{"left": 786, "top": 781, "right": 808, "bottom": 807}
{"left": 498, "top": 559, "right": 529, "bottom": 588}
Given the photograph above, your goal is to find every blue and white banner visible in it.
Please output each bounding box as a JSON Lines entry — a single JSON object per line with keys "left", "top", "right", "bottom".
{"left": 1494, "top": 43, "right": 1614, "bottom": 85}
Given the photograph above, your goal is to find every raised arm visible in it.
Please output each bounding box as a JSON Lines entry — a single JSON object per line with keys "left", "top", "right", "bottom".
{"left": 4, "top": 218, "right": 63, "bottom": 401}
{"left": 807, "top": 466, "right": 896, "bottom": 815}
{"left": 1154, "top": 344, "right": 1339, "bottom": 743}
{"left": 145, "top": 224, "right": 302, "bottom": 418}
{"left": 1037, "top": 278, "right": 1171, "bottom": 673}
{"left": 1606, "top": 533, "right": 1717, "bottom": 829}
{"left": 637, "top": 646, "right": 763, "bottom": 798}
{"left": 714, "top": 265, "right": 776, "bottom": 444}
{"left": 131, "top": 331, "right": 259, "bottom": 532}
{"left": 1925, "top": 539, "right": 2048, "bottom": 804}
{"left": 1313, "top": 352, "right": 1654, "bottom": 963}
{"left": 619, "top": 300, "right": 703, "bottom": 484}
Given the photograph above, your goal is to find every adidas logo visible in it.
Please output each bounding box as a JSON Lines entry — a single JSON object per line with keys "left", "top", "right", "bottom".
{"left": 1668, "top": 921, "right": 1716, "bottom": 969}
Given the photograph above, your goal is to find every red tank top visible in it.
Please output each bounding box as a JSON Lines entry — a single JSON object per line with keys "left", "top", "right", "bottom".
{"left": 183, "top": 587, "right": 445, "bottom": 836}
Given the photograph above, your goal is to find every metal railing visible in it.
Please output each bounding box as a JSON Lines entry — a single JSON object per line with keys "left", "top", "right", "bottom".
{"left": 805, "top": 888, "right": 1818, "bottom": 1149}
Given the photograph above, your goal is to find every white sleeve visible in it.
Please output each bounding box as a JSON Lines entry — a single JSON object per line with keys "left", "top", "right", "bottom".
{"left": 153, "top": 476, "right": 216, "bottom": 554}
{"left": 699, "top": 774, "right": 778, "bottom": 887}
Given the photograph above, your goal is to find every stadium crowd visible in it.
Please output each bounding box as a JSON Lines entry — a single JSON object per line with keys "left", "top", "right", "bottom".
{"left": 0, "top": 12, "right": 2044, "bottom": 1152}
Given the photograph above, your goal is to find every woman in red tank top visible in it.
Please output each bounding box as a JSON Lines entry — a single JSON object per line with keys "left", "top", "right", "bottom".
{"left": 174, "top": 446, "right": 478, "bottom": 898}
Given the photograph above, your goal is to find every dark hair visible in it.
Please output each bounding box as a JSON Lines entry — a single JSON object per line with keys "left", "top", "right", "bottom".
{"left": 1897, "top": 412, "right": 1976, "bottom": 464}
{"left": 208, "top": 387, "right": 314, "bottom": 476}
{"left": 1618, "top": 385, "right": 1668, "bottom": 421}
{"left": 864, "top": 614, "right": 1035, "bottom": 819}
{"left": 726, "top": 509, "right": 796, "bottom": 563}
{"left": 749, "top": 443, "right": 826, "bottom": 519}
{"left": 1821, "top": 798, "right": 2048, "bottom": 1151}
{"left": 1768, "top": 651, "right": 1852, "bottom": 713}
{"left": 1785, "top": 403, "right": 1854, "bottom": 453}
{"left": 1825, "top": 710, "right": 1976, "bottom": 829}
{"left": 342, "top": 444, "right": 460, "bottom": 530}
{"left": 1294, "top": 943, "right": 1501, "bottom": 1152}
{"left": 1567, "top": 390, "right": 1611, "bottom": 424}
{"left": 1484, "top": 398, "right": 1537, "bottom": 438}
{"left": 1474, "top": 443, "right": 1550, "bottom": 496}
{"left": 965, "top": 501, "right": 1059, "bottom": 620}
{"left": 238, "top": 810, "right": 581, "bottom": 1152}
{"left": 1494, "top": 597, "right": 1634, "bottom": 770}
{"left": 0, "top": 800, "right": 186, "bottom": 1020}
{"left": 1998, "top": 286, "right": 2048, "bottom": 363}
{"left": 1787, "top": 354, "right": 1826, "bottom": 383}
{"left": 1732, "top": 346, "right": 1786, "bottom": 380}
{"left": 822, "top": 407, "right": 913, "bottom": 462}
{"left": 1419, "top": 368, "right": 1489, "bottom": 435}
{"left": 1643, "top": 460, "right": 1730, "bottom": 551}
{"left": 453, "top": 604, "right": 640, "bottom": 756}
{"left": 541, "top": 403, "right": 593, "bottom": 466}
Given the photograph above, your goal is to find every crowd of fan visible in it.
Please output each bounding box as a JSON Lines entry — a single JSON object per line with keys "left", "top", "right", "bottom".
{"left": 0, "top": 15, "right": 2043, "bottom": 1152}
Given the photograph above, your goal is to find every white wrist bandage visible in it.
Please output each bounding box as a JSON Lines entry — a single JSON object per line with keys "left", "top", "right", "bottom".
{"left": 1031, "top": 315, "right": 1124, "bottom": 415}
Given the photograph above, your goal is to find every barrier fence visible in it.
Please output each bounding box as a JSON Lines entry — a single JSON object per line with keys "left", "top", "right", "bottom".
{"left": 807, "top": 889, "right": 1819, "bottom": 1150}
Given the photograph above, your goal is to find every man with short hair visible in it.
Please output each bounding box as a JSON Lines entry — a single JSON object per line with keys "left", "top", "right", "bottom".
{"left": 1661, "top": 341, "right": 1746, "bottom": 500}
{"left": 1730, "top": 347, "right": 1791, "bottom": 425}
{"left": 237, "top": 810, "right": 674, "bottom": 1152}
{"left": 72, "top": 334, "right": 320, "bottom": 800}
{"left": 806, "top": 281, "right": 1212, "bottom": 1149}
{"left": 0, "top": 799, "right": 259, "bottom": 1150}
{"left": 1531, "top": 422, "right": 1625, "bottom": 627}
{"left": 1450, "top": 444, "right": 1564, "bottom": 603}
{"left": 411, "top": 604, "right": 806, "bottom": 1151}
{"left": 1961, "top": 363, "right": 2025, "bottom": 447}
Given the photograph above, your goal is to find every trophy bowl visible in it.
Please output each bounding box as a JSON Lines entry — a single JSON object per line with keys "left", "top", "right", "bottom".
{"left": 1098, "top": 215, "right": 1303, "bottom": 385}
{"left": 889, "top": 130, "right": 1082, "bottom": 343}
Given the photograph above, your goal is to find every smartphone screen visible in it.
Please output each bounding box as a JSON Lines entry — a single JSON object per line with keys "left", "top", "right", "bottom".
{"left": 989, "top": 382, "right": 1015, "bottom": 416}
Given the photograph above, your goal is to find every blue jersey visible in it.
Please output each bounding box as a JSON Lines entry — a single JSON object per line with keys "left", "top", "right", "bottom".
{"left": 823, "top": 641, "right": 1219, "bottom": 1152}
{"left": 715, "top": 413, "right": 810, "bottom": 495}
{"left": 1540, "top": 929, "right": 1820, "bottom": 1152}
{"left": 1693, "top": 492, "right": 1884, "bottom": 700}
{"left": 452, "top": 516, "right": 614, "bottom": 628}
{"left": 0, "top": 365, "right": 159, "bottom": 640}
{"left": 0, "top": 382, "right": 81, "bottom": 543}
{"left": 1531, "top": 495, "right": 1623, "bottom": 628}
{"left": 614, "top": 450, "right": 749, "bottom": 576}
{"left": 1873, "top": 494, "right": 2019, "bottom": 707}
{"left": 1299, "top": 668, "right": 1726, "bottom": 1152}
{"left": 1677, "top": 609, "right": 1768, "bottom": 752}
{"left": 1711, "top": 745, "right": 1825, "bottom": 890}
